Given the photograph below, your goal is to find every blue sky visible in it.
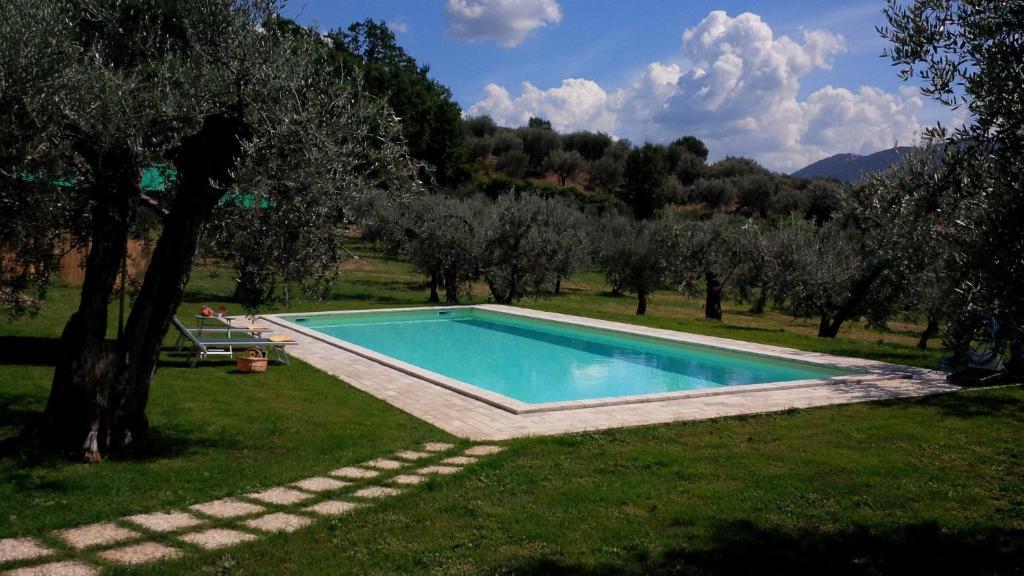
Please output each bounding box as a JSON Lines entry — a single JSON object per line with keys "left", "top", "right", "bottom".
{"left": 285, "top": 1, "right": 958, "bottom": 171}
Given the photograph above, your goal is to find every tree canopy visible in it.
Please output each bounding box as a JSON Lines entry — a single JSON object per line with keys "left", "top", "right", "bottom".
{"left": 330, "top": 19, "right": 466, "bottom": 187}
{"left": 0, "top": 0, "right": 418, "bottom": 458}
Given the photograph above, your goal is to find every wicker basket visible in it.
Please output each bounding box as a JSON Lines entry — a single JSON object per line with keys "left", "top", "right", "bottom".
{"left": 236, "top": 348, "right": 268, "bottom": 373}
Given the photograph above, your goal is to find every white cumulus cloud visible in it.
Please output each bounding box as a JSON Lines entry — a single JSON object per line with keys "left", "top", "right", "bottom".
{"left": 445, "top": 0, "right": 562, "bottom": 47}
{"left": 468, "top": 79, "right": 617, "bottom": 134}
{"left": 468, "top": 10, "right": 941, "bottom": 172}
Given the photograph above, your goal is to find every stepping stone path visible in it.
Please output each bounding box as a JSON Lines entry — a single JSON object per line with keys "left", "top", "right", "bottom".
{"left": 421, "top": 442, "right": 455, "bottom": 452}
{"left": 291, "top": 476, "right": 349, "bottom": 493}
{"left": 416, "top": 465, "right": 461, "bottom": 476}
{"left": 352, "top": 486, "right": 402, "bottom": 499}
{"left": 124, "top": 511, "right": 203, "bottom": 533}
{"left": 394, "top": 450, "right": 431, "bottom": 461}
{"left": 0, "top": 539, "right": 52, "bottom": 564}
{"left": 329, "top": 466, "right": 379, "bottom": 479}
{"left": 190, "top": 498, "right": 264, "bottom": 519}
{"left": 1, "top": 441, "right": 505, "bottom": 575}
{"left": 304, "top": 500, "right": 360, "bottom": 517}
{"left": 245, "top": 487, "right": 314, "bottom": 506}
{"left": 390, "top": 474, "right": 426, "bottom": 486}
{"left": 179, "top": 528, "right": 258, "bottom": 551}
{"left": 243, "top": 513, "right": 312, "bottom": 534}
{"left": 57, "top": 523, "right": 139, "bottom": 550}
{"left": 97, "top": 543, "right": 181, "bottom": 566}
{"left": 463, "top": 445, "right": 505, "bottom": 456}
{"left": 363, "top": 458, "right": 404, "bottom": 470}
{"left": 5, "top": 560, "right": 97, "bottom": 576}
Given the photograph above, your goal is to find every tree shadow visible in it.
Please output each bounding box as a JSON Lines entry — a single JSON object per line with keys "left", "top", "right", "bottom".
{"left": 715, "top": 323, "right": 785, "bottom": 335}
{"left": 1, "top": 417, "right": 236, "bottom": 470}
{"left": 321, "top": 292, "right": 412, "bottom": 305}
{"left": 179, "top": 290, "right": 237, "bottom": 304}
{"left": 894, "top": 386, "right": 1024, "bottom": 422}
{"left": 0, "top": 337, "right": 60, "bottom": 366}
{"left": 510, "top": 520, "right": 1024, "bottom": 576}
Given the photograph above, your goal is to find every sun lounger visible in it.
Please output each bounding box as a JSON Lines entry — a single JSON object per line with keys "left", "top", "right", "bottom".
{"left": 171, "top": 317, "right": 295, "bottom": 367}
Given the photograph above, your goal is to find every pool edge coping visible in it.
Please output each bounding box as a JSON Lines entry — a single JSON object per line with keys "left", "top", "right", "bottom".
{"left": 259, "top": 305, "right": 943, "bottom": 415}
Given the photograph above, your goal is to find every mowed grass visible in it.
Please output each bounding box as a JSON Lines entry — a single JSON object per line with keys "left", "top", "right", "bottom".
{"left": 1, "top": 249, "right": 1021, "bottom": 575}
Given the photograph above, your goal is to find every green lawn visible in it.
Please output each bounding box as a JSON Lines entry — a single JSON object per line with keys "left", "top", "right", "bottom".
{"left": 1, "top": 251, "right": 1021, "bottom": 575}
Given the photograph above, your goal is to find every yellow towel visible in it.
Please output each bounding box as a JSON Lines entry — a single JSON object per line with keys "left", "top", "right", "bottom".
{"left": 268, "top": 335, "right": 294, "bottom": 342}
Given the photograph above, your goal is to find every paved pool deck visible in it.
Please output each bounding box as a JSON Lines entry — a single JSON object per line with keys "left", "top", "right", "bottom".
{"left": 260, "top": 305, "right": 959, "bottom": 440}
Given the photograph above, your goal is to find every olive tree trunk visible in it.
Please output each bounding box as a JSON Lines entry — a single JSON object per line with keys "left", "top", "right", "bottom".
{"left": 427, "top": 271, "right": 440, "bottom": 303}
{"left": 636, "top": 287, "right": 648, "bottom": 315}
{"left": 42, "top": 114, "right": 249, "bottom": 459}
{"left": 917, "top": 314, "right": 940, "bottom": 349}
{"left": 42, "top": 144, "right": 139, "bottom": 456}
{"left": 443, "top": 268, "right": 459, "bottom": 304}
{"left": 704, "top": 271, "right": 723, "bottom": 320}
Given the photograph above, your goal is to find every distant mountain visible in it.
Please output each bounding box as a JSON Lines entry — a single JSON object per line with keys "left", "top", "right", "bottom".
{"left": 792, "top": 147, "right": 916, "bottom": 182}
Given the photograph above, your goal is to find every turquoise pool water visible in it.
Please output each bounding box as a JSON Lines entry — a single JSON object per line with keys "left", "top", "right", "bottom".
{"left": 287, "top": 308, "right": 858, "bottom": 405}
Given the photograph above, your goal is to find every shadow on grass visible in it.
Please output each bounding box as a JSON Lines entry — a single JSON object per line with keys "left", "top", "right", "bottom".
{"left": 179, "top": 290, "right": 238, "bottom": 305}
{"left": 512, "top": 520, "right": 1024, "bottom": 576}
{"left": 1, "top": 418, "right": 234, "bottom": 472}
{"left": 896, "top": 387, "right": 1024, "bottom": 422}
{"left": 0, "top": 337, "right": 60, "bottom": 366}
{"left": 325, "top": 291, "right": 419, "bottom": 305}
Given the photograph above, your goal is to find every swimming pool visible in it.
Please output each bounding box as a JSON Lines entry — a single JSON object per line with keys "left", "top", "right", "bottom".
{"left": 280, "top": 307, "right": 862, "bottom": 411}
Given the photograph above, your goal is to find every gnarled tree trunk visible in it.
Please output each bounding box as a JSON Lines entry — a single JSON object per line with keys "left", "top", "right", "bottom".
{"left": 704, "top": 271, "right": 723, "bottom": 320}
{"left": 42, "top": 114, "right": 249, "bottom": 459}
{"left": 443, "top": 268, "right": 459, "bottom": 304}
{"left": 817, "top": 313, "right": 845, "bottom": 338}
{"left": 107, "top": 113, "right": 250, "bottom": 455}
{"left": 636, "top": 287, "right": 648, "bottom": 315}
{"left": 42, "top": 144, "right": 139, "bottom": 456}
{"left": 427, "top": 271, "right": 440, "bottom": 303}
{"left": 917, "top": 313, "right": 940, "bottom": 349}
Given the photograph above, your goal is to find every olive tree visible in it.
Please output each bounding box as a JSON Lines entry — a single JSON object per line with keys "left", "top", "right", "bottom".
{"left": 0, "top": 0, "right": 417, "bottom": 459}
{"left": 593, "top": 214, "right": 672, "bottom": 315}
{"left": 477, "top": 193, "right": 589, "bottom": 303}
{"left": 408, "top": 195, "right": 483, "bottom": 303}
{"left": 881, "top": 0, "right": 1024, "bottom": 375}
{"left": 668, "top": 214, "right": 750, "bottom": 321}
{"left": 543, "top": 149, "right": 583, "bottom": 187}
{"left": 769, "top": 148, "right": 946, "bottom": 337}
{"left": 535, "top": 198, "right": 591, "bottom": 295}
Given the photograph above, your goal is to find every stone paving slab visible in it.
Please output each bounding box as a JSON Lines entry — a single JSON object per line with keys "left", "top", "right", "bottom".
{"left": 363, "top": 458, "right": 404, "bottom": 470}
{"left": 4, "top": 560, "right": 97, "bottom": 576}
{"left": 189, "top": 498, "right": 264, "bottom": 519}
{"left": 245, "top": 487, "right": 314, "bottom": 506}
{"left": 124, "top": 511, "right": 203, "bottom": 533}
{"left": 464, "top": 445, "right": 505, "bottom": 456}
{"left": 243, "top": 513, "right": 313, "bottom": 534}
{"left": 0, "top": 538, "right": 52, "bottom": 564}
{"left": 394, "top": 450, "right": 431, "bottom": 461}
{"left": 97, "top": 542, "right": 182, "bottom": 565}
{"left": 291, "top": 477, "right": 350, "bottom": 493}
{"left": 329, "top": 467, "right": 379, "bottom": 479}
{"left": 352, "top": 486, "right": 402, "bottom": 499}
{"left": 303, "top": 500, "right": 361, "bottom": 517}
{"left": 389, "top": 474, "right": 426, "bottom": 486}
{"left": 56, "top": 522, "right": 139, "bottom": 550}
{"left": 263, "top": 306, "right": 959, "bottom": 439}
{"left": 416, "top": 465, "right": 461, "bottom": 476}
{"left": 421, "top": 442, "right": 455, "bottom": 452}
{"left": 442, "top": 456, "right": 478, "bottom": 466}
{"left": 178, "top": 529, "right": 258, "bottom": 551}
